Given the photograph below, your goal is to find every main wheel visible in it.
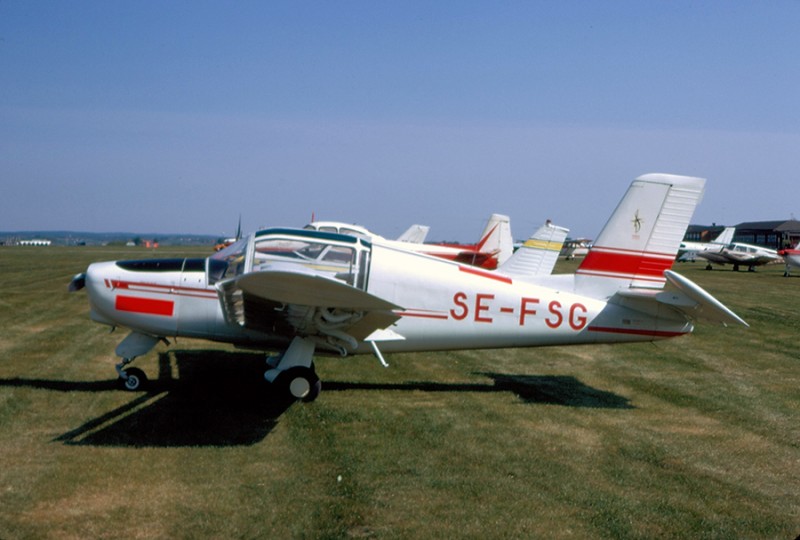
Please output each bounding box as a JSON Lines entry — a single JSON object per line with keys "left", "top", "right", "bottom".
{"left": 119, "top": 367, "right": 147, "bottom": 391}
{"left": 277, "top": 366, "right": 320, "bottom": 402}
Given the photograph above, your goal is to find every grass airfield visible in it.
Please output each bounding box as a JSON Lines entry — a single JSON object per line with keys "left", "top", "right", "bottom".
{"left": 1, "top": 246, "right": 799, "bottom": 539}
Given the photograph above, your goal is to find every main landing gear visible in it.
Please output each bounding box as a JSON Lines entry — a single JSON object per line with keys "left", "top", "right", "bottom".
{"left": 111, "top": 332, "right": 323, "bottom": 401}
{"left": 265, "top": 336, "right": 321, "bottom": 402}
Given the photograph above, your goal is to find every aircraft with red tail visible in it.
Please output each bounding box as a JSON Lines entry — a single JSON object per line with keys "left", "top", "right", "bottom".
{"left": 70, "top": 173, "right": 747, "bottom": 401}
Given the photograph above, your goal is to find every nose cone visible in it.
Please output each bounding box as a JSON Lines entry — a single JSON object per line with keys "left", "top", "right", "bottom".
{"left": 84, "top": 261, "right": 120, "bottom": 326}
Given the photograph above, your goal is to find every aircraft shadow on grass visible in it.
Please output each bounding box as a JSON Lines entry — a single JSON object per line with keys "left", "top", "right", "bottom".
{"left": 1, "top": 350, "right": 632, "bottom": 448}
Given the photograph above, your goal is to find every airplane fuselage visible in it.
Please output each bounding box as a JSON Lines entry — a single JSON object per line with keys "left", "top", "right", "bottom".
{"left": 73, "top": 174, "right": 746, "bottom": 400}
{"left": 84, "top": 230, "right": 692, "bottom": 360}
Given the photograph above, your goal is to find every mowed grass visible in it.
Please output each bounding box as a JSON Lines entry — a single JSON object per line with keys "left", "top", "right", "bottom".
{"left": 1, "top": 246, "right": 799, "bottom": 538}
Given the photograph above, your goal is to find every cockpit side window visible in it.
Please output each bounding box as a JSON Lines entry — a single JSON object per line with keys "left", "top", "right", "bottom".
{"left": 252, "top": 237, "right": 357, "bottom": 284}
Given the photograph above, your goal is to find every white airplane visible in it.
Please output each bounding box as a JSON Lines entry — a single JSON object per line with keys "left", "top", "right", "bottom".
{"left": 69, "top": 173, "right": 746, "bottom": 401}
{"left": 305, "top": 214, "right": 514, "bottom": 269}
{"left": 779, "top": 242, "right": 800, "bottom": 277}
{"left": 562, "top": 238, "right": 591, "bottom": 260}
{"left": 696, "top": 238, "right": 781, "bottom": 271}
{"left": 677, "top": 226, "right": 735, "bottom": 262}
{"left": 305, "top": 221, "right": 430, "bottom": 244}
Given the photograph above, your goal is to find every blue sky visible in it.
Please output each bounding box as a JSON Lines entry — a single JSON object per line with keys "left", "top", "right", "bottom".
{"left": 2, "top": 1, "right": 799, "bottom": 241}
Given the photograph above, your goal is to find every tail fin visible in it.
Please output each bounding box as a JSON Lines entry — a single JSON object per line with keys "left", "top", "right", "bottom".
{"left": 477, "top": 214, "right": 514, "bottom": 265}
{"left": 499, "top": 221, "right": 568, "bottom": 279}
{"left": 396, "top": 224, "right": 430, "bottom": 243}
{"left": 576, "top": 173, "right": 706, "bottom": 297}
{"left": 712, "top": 226, "right": 735, "bottom": 245}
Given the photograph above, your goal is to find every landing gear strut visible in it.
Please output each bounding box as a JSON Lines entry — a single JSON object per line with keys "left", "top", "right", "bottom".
{"left": 113, "top": 332, "right": 160, "bottom": 392}
{"left": 265, "top": 337, "right": 322, "bottom": 402}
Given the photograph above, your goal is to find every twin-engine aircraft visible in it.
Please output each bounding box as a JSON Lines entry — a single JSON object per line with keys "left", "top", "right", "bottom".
{"left": 696, "top": 239, "right": 781, "bottom": 271}
{"left": 70, "top": 173, "right": 747, "bottom": 401}
{"left": 677, "top": 226, "right": 735, "bottom": 262}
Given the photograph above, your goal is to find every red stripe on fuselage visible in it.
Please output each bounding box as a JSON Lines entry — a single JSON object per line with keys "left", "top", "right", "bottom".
{"left": 588, "top": 325, "right": 686, "bottom": 338}
{"left": 116, "top": 295, "right": 175, "bottom": 316}
{"left": 577, "top": 248, "right": 673, "bottom": 279}
{"left": 107, "top": 279, "right": 217, "bottom": 299}
{"left": 458, "top": 265, "right": 512, "bottom": 284}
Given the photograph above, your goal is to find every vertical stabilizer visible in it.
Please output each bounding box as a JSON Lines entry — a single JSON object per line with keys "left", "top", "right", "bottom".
{"left": 712, "top": 226, "right": 735, "bottom": 245}
{"left": 477, "top": 214, "right": 514, "bottom": 265}
{"left": 396, "top": 224, "right": 430, "bottom": 243}
{"left": 576, "top": 173, "right": 706, "bottom": 298}
{"left": 499, "top": 221, "right": 568, "bottom": 279}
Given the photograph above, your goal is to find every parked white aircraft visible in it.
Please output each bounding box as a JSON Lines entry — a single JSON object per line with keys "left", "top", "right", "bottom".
{"left": 306, "top": 214, "right": 514, "bottom": 269}
{"left": 677, "top": 226, "right": 735, "bottom": 262}
{"left": 306, "top": 221, "right": 430, "bottom": 244}
{"left": 697, "top": 239, "right": 781, "bottom": 271}
{"left": 70, "top": 173, "right": 746, "bottom": 402}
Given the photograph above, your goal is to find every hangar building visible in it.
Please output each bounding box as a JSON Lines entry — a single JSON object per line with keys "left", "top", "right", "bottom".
{"left": 685, "top": 220, "right": 800, "bottom": 250}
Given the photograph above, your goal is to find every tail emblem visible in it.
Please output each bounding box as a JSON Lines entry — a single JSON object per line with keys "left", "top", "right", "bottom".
{"left": 632, "top": 211, "right": 643, "bottom": 234}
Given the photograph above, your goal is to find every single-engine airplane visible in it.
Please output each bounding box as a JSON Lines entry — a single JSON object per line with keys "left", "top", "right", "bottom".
{"left": 304, "top": 214, "right": 513, "bottom": 269}
{"left": 305, "top": 221, "right": 430, "bottom": 244}
{"left": 70, "top": 173, "right": 747, "bottom": 402}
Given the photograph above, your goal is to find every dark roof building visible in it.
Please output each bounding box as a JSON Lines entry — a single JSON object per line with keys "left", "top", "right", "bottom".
{"left": 685, "top": 220, "right": 800, "bottom": 250}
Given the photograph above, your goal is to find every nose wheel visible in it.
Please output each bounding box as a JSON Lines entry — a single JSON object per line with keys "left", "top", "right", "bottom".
{"left": 118, "top": 367, "right": 148, "bottom": 391}
{"left": 116, "top": 357, "right": 148, "bottom": 391}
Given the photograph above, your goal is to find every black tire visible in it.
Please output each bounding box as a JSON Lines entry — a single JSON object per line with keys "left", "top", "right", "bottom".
{"left": 120, "top": 367, "right": 147, "bottom": 391}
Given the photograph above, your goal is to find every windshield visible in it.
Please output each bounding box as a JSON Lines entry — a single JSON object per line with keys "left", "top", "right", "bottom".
{"left": 208, "top": 237, "right": 249, "bottom": 284}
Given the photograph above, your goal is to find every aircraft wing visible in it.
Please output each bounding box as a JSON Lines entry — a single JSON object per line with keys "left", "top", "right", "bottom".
{"left": 234, "top": 270, "right": 398, "bottom": 310}
{"left": 216, "top": 269, "right": 403, "bottom": 344}
{"left": 696, "top": 250, "right": 729, "bottom": 264}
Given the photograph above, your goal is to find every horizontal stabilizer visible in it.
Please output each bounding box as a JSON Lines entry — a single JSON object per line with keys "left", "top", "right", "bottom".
{"left": 658, "top": 270, "right": 748, "bottom": 327}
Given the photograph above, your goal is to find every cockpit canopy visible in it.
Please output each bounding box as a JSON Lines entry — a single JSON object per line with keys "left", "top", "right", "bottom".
{"left": 208, "top": 228, "right": 372, "bottom": 289}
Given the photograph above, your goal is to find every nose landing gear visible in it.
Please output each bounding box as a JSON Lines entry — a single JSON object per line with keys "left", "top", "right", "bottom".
{"left": 118, "top": 365, "right": 148, "bottom": 391}
{"left": 114, "top": 332, "right": 161, "bottom": 392}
